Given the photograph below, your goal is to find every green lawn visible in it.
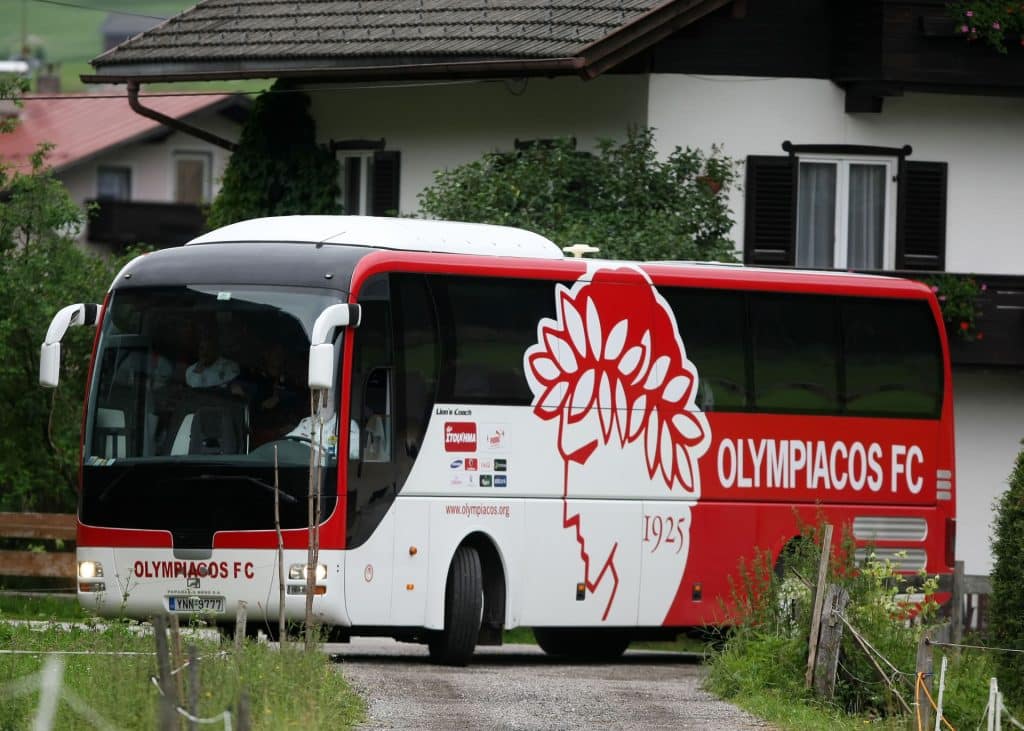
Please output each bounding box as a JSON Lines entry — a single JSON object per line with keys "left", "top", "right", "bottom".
{"left": 0, "top": 621, "right": 364, "bottom": 729}
{"left": 5, "top": 1, "right": 267, "bottom": 93}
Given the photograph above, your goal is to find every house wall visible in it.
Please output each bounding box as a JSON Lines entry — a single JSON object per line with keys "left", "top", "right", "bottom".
{"left": 307, "top": 75, "right": 649, "bottom": 216}
{"left": 647, "top": 74, "right": 1024, "bottom": 275}
{"left": 59, "top": 113, "right": 238, "bottom": 255}
{"left": 953, "top": 368, "right": 1024, "bottom": 575}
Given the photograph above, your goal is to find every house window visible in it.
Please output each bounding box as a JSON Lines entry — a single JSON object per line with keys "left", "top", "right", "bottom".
{"left": 97, "top": 166, "right": 131, "bottom": 201}
{"left": 796, "top": 157, "right": 896, "bottom": 270}
{"left": 744, "top": 145, "right": 948, "bottom": 272}
{"left": 341, "top": 152, "right": 374, "bottom": 215}
{"left": 332, "top": 142, "right": 401, "bottom": 217}
{"left": 174, "top": 152, "right": 212, "bottom": 205}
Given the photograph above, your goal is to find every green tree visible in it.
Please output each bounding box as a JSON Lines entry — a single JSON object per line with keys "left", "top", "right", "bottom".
{"left": 418, "top": 128, "right": 739, "bottom": 262}
{"left": 0, "top": 79, "right": 117, "bottom": 512}
{"left": 207, "top": 83, "right": 341, "bottom": 228}
{"left": 990, "top": 443, "right": 1024, "bottom": 705}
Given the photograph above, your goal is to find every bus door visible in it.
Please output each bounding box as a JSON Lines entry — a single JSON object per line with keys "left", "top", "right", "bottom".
{"left": 344, "top": 274, "right": 398, "bottom": 624}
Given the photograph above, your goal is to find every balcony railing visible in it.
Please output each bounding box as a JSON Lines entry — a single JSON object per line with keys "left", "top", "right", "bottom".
{"left": 86, "top": 199, "right": 207, "bottom": 249}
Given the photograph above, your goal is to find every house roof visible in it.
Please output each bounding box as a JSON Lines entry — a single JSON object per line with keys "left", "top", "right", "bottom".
{"left": 0, "top": 93, "right": 237, "bottom": 175}
{"left": 86, "top": 0, "right": 730, "bottom": 84}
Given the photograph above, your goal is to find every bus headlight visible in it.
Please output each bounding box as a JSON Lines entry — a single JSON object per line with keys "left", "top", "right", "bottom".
{"left": 288, "top": 563, "right": 327, "bottom": 582}
{"left": 78, "top": 561, "right": 103, "bottom": 579}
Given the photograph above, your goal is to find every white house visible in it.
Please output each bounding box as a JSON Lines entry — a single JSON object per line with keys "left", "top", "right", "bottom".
{"left": 82, "top": 0, "right": 1024, "bottom": 575}
{"left": 0, "top": 92, "right": 246, "bottom": 253}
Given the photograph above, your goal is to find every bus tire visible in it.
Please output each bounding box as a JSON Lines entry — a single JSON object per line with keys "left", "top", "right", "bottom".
{"left": 533, "top": 628, "right": 630, "bottom": 661}
{"left": 428, "top": 544, "right": 483, "bottom": 666}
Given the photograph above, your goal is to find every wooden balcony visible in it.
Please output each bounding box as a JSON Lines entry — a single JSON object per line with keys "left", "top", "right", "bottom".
{"left": 86, "top": 199, "right": 207, "bottom": 249}
{"left": 944, "top": 274, "right": 1024, "bottom": 367}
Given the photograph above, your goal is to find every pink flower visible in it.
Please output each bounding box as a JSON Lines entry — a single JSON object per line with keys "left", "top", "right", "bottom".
{"left": 966, "top": 9, "right": 974, "bottom": 16}
{"left": 939, "top": 295, "right": 947, "bottom": 302}
{"left": 961, "top": 24, "right": 970, "bottom": 32}
{"left": 994, "top": 21, "right": 1002, "bottom": 29}
{"left": 981, "top": 283, "right": 988, "bottom": 291}
{"left": 930, "top": 285, "right": 939, "bottom": 293}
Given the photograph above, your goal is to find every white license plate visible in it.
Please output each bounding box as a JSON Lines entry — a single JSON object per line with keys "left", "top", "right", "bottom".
{"left": 166, "top": 596, "right": 225, "bottom": 613}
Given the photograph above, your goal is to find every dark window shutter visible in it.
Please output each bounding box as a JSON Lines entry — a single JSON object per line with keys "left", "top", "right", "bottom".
{"left": 371, "top": 150, "right": 401, "bottom": 217}
{"left": 896, "top": 160, "right": 947, "bottom": 271}
{"left": 744, "top": 155, "right": 797, "bottom": 266}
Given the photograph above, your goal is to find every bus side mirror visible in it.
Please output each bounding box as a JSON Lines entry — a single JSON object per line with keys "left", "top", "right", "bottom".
{"left": 39, "top": 303, "right": 103, "bottom": 388}
{"left": 308, "top": 303, "right": 361, "bottom": 390}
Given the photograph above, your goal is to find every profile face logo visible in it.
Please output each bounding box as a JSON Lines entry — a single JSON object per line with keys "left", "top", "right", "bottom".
{"left": 444, "top": 422, "right": 477, "bottom": 452}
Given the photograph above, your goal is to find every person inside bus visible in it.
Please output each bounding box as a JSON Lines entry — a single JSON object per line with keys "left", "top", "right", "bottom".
{"left": 185, "top": 329, "right": 240, "bottom": 389}
{"left": 250, "top": 343, "right": 304, "bottom": 444}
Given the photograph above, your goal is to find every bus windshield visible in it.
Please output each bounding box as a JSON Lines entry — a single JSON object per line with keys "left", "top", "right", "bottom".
{"left": 80, "top": 285, "right": 343, "bottom": 544}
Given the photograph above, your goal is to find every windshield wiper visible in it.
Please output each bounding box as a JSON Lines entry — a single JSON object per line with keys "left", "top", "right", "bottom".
{"left": 186, "top": 474, "right": 299, "bottom": 504}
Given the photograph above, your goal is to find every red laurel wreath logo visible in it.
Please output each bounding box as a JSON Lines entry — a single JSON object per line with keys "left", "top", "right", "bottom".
{"left": 524, "top": 266, "right": 711, "bottom": 619}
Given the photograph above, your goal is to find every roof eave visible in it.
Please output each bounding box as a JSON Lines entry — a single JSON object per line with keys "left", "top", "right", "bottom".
{"left": 83, "top": 55, "right": 586, "bottom": 86}
{"left": 576, "top": 0, "right": 733, "bottom": 79}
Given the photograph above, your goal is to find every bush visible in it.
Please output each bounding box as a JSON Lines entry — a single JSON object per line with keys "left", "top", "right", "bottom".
{"left": 207, "top": 83, "right": 341, "bottom": 228}
{"left": 704, "top": 520, "right": 992, "bottom": 724}
{"left": 418, "top": 127, "right": 739, "bottom": 262}
{"left": 990, "top": 443, "right": 1024, "bottom": 706}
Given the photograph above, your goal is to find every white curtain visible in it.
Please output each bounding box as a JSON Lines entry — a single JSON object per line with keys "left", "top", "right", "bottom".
{"left": 847, "top": 164, "right": 886, "bottom": 270}
{"left": 796, "top": 162, "right": 836, "bottom": 268}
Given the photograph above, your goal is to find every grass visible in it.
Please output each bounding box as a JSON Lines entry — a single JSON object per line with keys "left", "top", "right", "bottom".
{"left": 0, "top": 593, "right": 88, "bottom": 622}
{"left": 0, "top": 621, "right": 364, "bottom": 729}
{"left": 5, "top": 1, "right": 269, "bottom": 93}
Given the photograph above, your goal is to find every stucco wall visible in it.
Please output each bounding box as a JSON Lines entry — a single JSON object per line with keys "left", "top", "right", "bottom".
{"left": 647, "top": 74, "right": 1024, "bottom": 276}
{"left": 953, "top": 367, "right": 1024, "bottom": 575}
{"left": 308, "top": 75, "right": 649, "bottom": 216}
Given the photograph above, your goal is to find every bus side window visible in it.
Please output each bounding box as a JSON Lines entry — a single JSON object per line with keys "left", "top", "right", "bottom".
{"left": 662, "top": 288, "right": 749, "bottom": 411}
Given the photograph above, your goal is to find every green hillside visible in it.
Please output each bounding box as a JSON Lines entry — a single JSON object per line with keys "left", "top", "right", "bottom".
{"left": 2, "top": 1, "right": 222, "bottom": 91}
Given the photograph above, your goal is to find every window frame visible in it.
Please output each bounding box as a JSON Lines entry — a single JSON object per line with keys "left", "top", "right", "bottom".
{"left": 96, "top": 165, "right": 132, "bottom": 201}
{"left": 172, "top": 150, "right": 213, "bottom": 205}
{"left": 795, "top": 154, "right": 898, "bottom": 270}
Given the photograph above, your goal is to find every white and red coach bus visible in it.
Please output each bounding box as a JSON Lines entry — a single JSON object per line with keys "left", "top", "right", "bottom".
{"left": 40, "top": 216, "right": 955, "bottom": 664}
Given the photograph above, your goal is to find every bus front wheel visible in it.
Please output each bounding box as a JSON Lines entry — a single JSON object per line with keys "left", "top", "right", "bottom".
{"left": 428, "top": 544, "right": 483, "bottom": 666}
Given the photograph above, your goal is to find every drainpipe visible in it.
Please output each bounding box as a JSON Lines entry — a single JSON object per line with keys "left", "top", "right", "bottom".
{"left": 127, "top": 81, "right": 238, "bottom": 152}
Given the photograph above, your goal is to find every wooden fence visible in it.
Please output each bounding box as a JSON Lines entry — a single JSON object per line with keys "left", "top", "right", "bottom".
{"left": 0, "top": 512, "right": 76, "bottom": 580}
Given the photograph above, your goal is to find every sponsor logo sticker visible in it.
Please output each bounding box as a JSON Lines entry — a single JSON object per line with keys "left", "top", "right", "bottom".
{"left": 480, "top": 475, "right": 493, "bottom": 488}
{"left": 494, "top": 458, "right": 507, "bottom": 472}
{"left": 444, "top": 422, "right": 477, "bottom": 452}
{"left": 449, "top": 459, "right": 463, "bottom": 470}
{"left": 464, "top": 458, "right": 478, "bottom": 471}
{"left": 483, "top": 427, "right": 506, "bottom": 451}
{"left": 494, "top": 475, "right": 507, "bottom": 488}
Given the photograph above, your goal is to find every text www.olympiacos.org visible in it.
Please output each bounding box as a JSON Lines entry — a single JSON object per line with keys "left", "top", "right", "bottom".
{"left": 445, "top": 503, "right": 511, "bottom": 518}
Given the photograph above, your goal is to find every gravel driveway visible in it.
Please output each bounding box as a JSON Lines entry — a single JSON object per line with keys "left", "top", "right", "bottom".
{"left": 328, "top": 638, "right": 772, "bottom": 730}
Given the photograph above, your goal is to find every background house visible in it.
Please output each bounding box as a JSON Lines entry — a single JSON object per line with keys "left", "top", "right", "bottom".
{"left": 83, "top": 0, "right": 1024, "bottom": 575}
{"left": 0, "top": 92, "right": 247, "bottom": 253}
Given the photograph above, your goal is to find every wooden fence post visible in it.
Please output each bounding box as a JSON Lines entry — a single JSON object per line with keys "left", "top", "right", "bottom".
{"left": 234, "top": 600, "right": 248, "bottom": 654}
{"left": 805, "top": 524, "right": 834, "bottom": 689}
{"left": 813, "top": 584, "right": 850, "bottom": 699}
{"left": 237, "top": 690, "right": 251, "bottom": 731}
{"left": 951, "top": 560, "right": 964, "bottom": 648}
{"left": 187, "top": 645, "right": 199, "bottom": 731}
{"left": 169, "top": 614, "right": 185, "bottom": 707}
{"left": 153, "top": 614, "right": 178, "bottom": 731}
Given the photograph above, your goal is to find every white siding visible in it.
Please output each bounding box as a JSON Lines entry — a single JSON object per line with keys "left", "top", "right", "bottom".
{"left": 307, "top": 75, "right": 649, "bottom": 216}
{"left": 647, "top": 74, "right": 1024, "bottom": 275}
{"left": 953, "top": 367, "right": 1024, "bottom": 575}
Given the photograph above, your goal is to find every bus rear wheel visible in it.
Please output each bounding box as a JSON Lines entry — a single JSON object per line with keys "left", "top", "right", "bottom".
{"left": 533, "top": 628, "right": 630, "bottom": 661}
{"left": 428, "top": 544, "right": 483, "bottom": 666}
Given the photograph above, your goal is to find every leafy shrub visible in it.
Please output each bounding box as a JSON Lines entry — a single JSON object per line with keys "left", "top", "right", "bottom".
{"left": 705, "top": 520, "right": 991, "bottom": 724}
{"left": 207, "top": 83, "right": 341, "bottom": 229}
{"left": 418, "top": 127, "right": 739, "bottom": 262}
{"left": 990, "top": 443, "right": 1024, "bottom": 706}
